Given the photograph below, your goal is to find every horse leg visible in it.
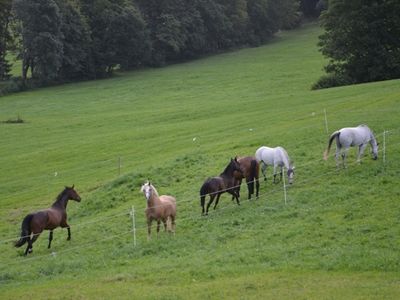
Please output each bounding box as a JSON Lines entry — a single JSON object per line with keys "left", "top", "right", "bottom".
{"left": 147, "top": 219, "right": 152, "bottom": 240}
{"left": 206, "top": 195, "right": 216, "bottom": 215}
{"left": 246, "top": 177, "right": 254, "bottom": 200}
{"left": 67, "top": 226, "right": 71, "bottom": 241}
{"left": 255, "top": 178, "right": 260, "bottom": 199}
{"left": 342, "top": 148, "right": 349, "bottom": 168}
{"left": 48, "top": 230, "right": 53, "bottom": 249}
{"left": 213, "top": 194, "right": 222, "bottom": 210}
{"left": 335, "top": 147, "right": 341, "bottom": 168}
{"left": 358, "top": 144, "right": 367, "bottom": 163}
{"left": 261, "top": 163, "right": 267, "bottom": 181}
{"left": 234, "top": 191, "right": 240, "bottom": 206}
{"left": 157, "top": 220, "right": 161, "bottom": 236}
{"left": 279, "top": 166, "right": 283, "bottom": 182}
{"left": 26, "top": 232, "right": 40, "bottom": 255}
{"left": 273, "top": 165, "right": 278, "bottom": 183}
{"left": 162, "top": 218, "right": 167, "bottom": 232}
{"left": 171, "top": 215, "right": 176, "bottom": 235}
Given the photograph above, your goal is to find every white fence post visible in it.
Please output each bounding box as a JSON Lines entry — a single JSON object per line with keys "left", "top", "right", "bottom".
{"left": 131, "top": 205, "right": 137, "bottom": 247}
{"left": 282, "top": 171, "right": 287, "bottom": 205}
{"left": 383, "top": 130, "right": 387, "bottom": 165}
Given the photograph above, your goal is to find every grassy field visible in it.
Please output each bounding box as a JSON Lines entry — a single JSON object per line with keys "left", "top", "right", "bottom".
{"left": 1, "top": 23, "right": 400, "bottom": 299}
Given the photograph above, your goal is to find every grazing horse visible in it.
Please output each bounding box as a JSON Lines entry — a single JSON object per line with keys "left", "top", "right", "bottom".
{"left": 255, "top": 146, "right": 295, "bottom": 184}
{"left": 140, "top": 181, "right": 176, "bottom": 239}
{"left": 323, "top": 124, "right": 379, "bottom": 167}
{"left": 200, "top": 158, "right": 243, "bottom": 215}
{"left": 15, "top": 185, "right": 81, "bottom": 256}
{"left": 233, "top": 156, "right": 260, "bottom": 200}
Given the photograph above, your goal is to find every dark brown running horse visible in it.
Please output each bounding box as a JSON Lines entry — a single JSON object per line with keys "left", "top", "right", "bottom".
{"left": 200, "top": 158, "right": 243, "bottom": 215}
{"left": 15, "top": 185, "right": 81, "bottom": 256}
{"left": 233, "top": 156, "right": 260, "bottom": 200}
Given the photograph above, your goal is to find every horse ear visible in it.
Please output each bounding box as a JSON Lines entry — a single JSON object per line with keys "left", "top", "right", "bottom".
{"left": 72, "top": 184, "right": 75, "bottom": 189}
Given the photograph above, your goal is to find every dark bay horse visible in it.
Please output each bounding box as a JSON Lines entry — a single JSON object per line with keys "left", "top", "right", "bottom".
{"left": 233, "top": 156, "right": 260, "bottom": 200}
{"left": 140, "top": 181, "right": 176, "bottom": 240}
{"left": 15, "top": 185, "right": 81, "bottom": 256}
{"left": 200, "top": 158, "right": 242, "bottom": 215}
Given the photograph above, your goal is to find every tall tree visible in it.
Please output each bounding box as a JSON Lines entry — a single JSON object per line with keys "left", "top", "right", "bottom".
{"left": 300, "top": 0, "right": 319, "bottom": 18}
{"left": 0, "top": 0, "right": 12, "bottom": 80}
{"left": 80, "top": 0, "right": 149, "bottom": 75}
{"left": 56, "top": 0, "right": 94, "bottom": 80}
{"left": 318, "top": 0, "right": 400, "bottom": 87}
{"left": 195, "top": 0, "right": 233, "bottom": 51}
{"left": 13, "top": 0, "right": 63, "bottom": 82}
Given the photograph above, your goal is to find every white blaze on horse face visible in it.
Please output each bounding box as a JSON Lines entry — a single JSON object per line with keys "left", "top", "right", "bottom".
{"left": 143, "top": 185, "right": 151, "bottom": 200}
{"left": 140, "top": 183, "right": 152, "bottom": 200}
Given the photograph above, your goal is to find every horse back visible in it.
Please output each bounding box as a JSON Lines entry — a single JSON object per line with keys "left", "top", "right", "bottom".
{"left": 160, "top": 195, "right": 176, "bottom": 211}
{"left": 237, "top": 156, "right": 258, "bottom": 179}
{"left": 200, "top": 176, "right": 224, "bottom": 195}
{"left": 340, "top": 127, "right": 371, "bottom": 146}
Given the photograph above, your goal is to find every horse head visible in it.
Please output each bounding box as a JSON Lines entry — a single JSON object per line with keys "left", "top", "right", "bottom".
{"left": 372, "top": 142, "right": 379, "bottom": 160}
{"left": 231, "top": 157, "right": 243, "bottom": 176}
{"left": 287, "top": 166, "right": 295, "bottom": 184}
{"left": 140, "top": 181, "right": 153, "bottom": 201}
{"left": 65, "top": 185, "right": 81, "bottom": 202}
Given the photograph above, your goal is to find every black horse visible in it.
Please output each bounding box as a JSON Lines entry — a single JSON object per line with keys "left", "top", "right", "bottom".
{"left": 200, "top": 158, "right": 242, "bottom": 215}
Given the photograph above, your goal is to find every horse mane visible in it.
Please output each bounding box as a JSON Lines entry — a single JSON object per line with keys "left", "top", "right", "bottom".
{"left": 149, "top": 184, "right": 159, "bottom": 197}
{"left": 56, "top": 187, "right": 68, "bottom": 201}
{"left": 220, "top": 159, "right": 235, "bottom": 176}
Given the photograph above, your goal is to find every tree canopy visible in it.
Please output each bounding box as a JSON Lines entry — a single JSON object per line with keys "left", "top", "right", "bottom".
{"left": 315, "top": 0, "right": 400, "bottom": 89}
{"left": 1, "top": 0, "right": 301, "bottom": 86}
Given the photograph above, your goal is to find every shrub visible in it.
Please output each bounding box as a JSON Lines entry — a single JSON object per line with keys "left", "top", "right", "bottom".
{"left": 311, "top": 73, "right": 352, "bottom": 90}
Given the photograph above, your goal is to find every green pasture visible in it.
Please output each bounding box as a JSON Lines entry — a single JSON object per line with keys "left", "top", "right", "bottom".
{"left": 1, "top": 23, "right": 399, "bottom": 299}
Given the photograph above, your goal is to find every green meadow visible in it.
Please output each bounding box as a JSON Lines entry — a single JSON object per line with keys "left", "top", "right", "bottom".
{"left": 1, "top": 23, "right": 399, "bottom": 299}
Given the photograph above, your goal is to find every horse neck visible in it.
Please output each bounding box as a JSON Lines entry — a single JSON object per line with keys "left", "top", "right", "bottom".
{"left": 147, "top": 192, "right": 161, "bottom": 208}
{"left": 369, "top": 131, "right": 377, "bottom": 146}
{"left": 279, "top": 149, "right": 291, "bottom": 169}
{"left": 51, "top": 192, "right": 69, "bottom": 210}
{"left": 221, "top": 163, "right": 235, "bottom": 177}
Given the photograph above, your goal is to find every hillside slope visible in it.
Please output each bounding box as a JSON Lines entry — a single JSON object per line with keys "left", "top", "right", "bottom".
{"left": 0, "top": 23, "right": 399, "bottom": 299}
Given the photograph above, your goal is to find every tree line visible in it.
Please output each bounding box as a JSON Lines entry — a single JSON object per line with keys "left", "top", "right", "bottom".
{"left": 4, "top": 1, "right": 395, "bottom": 92}
{"left": 0, "top": 0, "right": 303, "bottom": 86}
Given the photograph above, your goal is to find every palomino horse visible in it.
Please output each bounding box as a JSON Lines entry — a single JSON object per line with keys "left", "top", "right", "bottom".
{"left": 140, "top": 181, "right": 176, "bottom": 239}
{"left": 233, "top": 156, "right": 260, "bottom": 200}
{"left": 323, "top": 124, "right": 379, "bottom": 167}
{"left": 200, "top": 158, "right": 243, "bottom": 215}
{"left": 255, "top": 146, "right": 295, "bottom": 184}
{"left": 15, "top": 185, "right": 81, "bottom": 256}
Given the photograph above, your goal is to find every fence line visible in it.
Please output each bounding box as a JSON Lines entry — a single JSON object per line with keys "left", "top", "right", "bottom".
{"left": 2, "top": 140, "right": 393, "bottom": 248}
{"left": 1, "top": 127, "right": 399, "bottom": 206}
{"left": 1, "top": 113, "right": 399, "bottom": 191}
{"left": 0, "top": 151, "right": 395, "bottom": 274}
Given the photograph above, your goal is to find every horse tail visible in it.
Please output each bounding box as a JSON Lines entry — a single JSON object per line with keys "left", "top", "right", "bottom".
{"left": 324, "top": 131, "right": 340, "bottom": 160}
{"left": 15, "top": 214, "right": 33, "bottom": 248}
{"left": 248, "top": 159, "right": 258, "bottom": 195}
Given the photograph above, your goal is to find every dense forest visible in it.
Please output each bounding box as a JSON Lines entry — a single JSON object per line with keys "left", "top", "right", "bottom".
{"left": 0, "top": 0, "right": 306, "bottom": 85}
{"left": 1, "top": 0, "right": 398, "bottom": 93}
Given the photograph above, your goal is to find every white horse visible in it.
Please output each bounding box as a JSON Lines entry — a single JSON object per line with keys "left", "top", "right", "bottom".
{"left": 140, "top": 181, "right": 176, "bottom": 240}
{"left": 323, "top": 124, "right": 379, "bottom": 167}
{"left": 255, "top": 146, "right": 295, "bottom": 184}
